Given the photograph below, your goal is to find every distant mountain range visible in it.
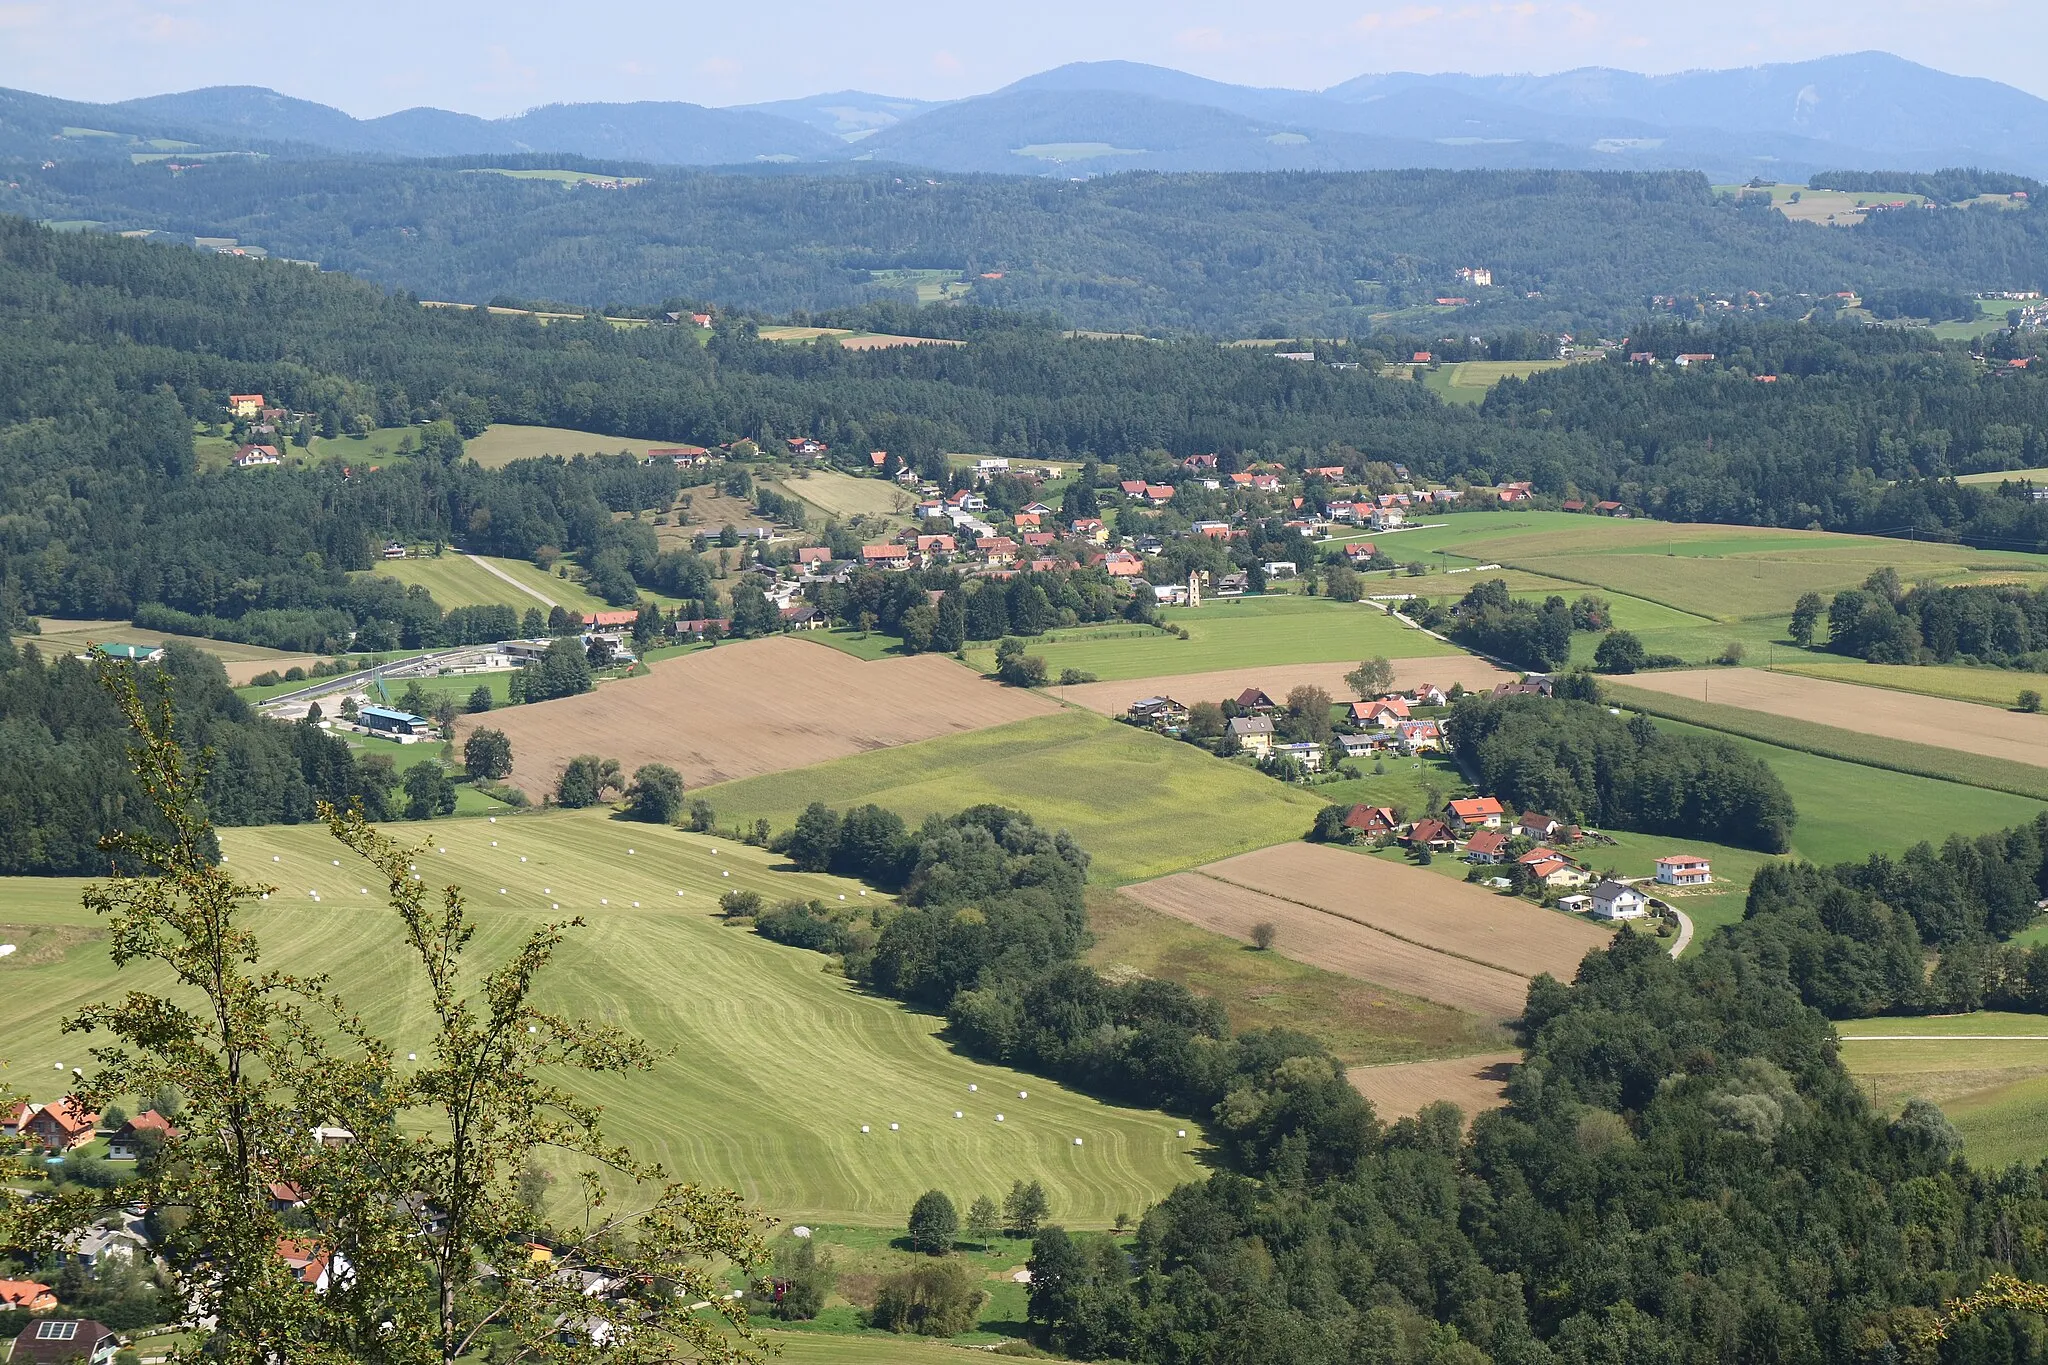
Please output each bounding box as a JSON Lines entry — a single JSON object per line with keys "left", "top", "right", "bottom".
{"left": 8, "top": 51, "right": 2048, "bottom": 180}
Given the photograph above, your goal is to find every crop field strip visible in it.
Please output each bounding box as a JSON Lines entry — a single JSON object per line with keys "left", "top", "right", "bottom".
{"left": 1611, "top": 676, "right": 2048, "bottom": 800}
{"left": 463, "top": 424, "right": 678, "bottom": 468}
{"left": 1774, "top": 659, "right": 2048, "bottom": 711}
{"left": 462, "top": 636, "right": 1060, "bottom": 799}
{"left": 0, "top": 812, "right": 1199, "bottom": 1226}
{"left": 698, "top": 709, "right": 1326, "bottom": 887}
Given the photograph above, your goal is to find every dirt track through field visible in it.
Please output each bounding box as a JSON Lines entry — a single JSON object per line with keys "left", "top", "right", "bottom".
{"left": 1052, "top": 657, "right": 1513, "bottom": 715}
{"left": 460, "top": 637, "right": 1059, "bottom": 798}
{"left": 1122, "top": 873, "right": 1533, "bottom": 1018}
{"left": 1348, "top": 1053, "right": 1521, "bottom": 1122}
{"left": 1202, "top": 843, "right": 1613, "bottom": 980}
{"left": 1621, "top": 668, "right": 2048, "bottom": 769}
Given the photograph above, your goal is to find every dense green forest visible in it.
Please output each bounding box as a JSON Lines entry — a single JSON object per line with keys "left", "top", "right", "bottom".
{"left": 8, "top": 158, "right": 2046, "bottom": 332}
{"left": 0, "top": 640, "right": 398, "bottom": 873}
{"left": 1447, "top": 691, "right": 1798, "bottom": 852}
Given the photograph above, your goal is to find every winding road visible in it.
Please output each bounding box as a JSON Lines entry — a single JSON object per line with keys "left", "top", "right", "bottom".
{"left": 1668, "top": 908, "right": 1694, "bottom": 959}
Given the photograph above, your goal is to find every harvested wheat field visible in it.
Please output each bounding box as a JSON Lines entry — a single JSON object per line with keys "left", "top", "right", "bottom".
{"left": 1051, "top": 656, "right": 1511, "bottom": 716}
{"left": 1348, "top": 1053, "right": 1520, "bottom": 1123}
{"left": 1123, "top": 873, "right": 1532, "bottom": 1018}
{"left": 460, "top": 637, "right": 1059, "bottom": 797}
{"left": 1623, "top": 668, "right": 2048, "bottom": 768}
{"left": 1199, "top": 843, "right": 1612, "bottom": 980}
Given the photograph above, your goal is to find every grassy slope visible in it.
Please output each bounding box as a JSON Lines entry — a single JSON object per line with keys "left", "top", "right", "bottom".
{"left": 964, "top": 596, "right": 1452, "bottom": 682}
{"left": 1835, "top": 1018, "right": 2048, "bottom": 1169}
{"left": 698, "top": 710, "right": 1325, "bottom": 887}
{"left": 29, "top": 619, "right": 311, "bottom": 666}
{"left": 0, "top": 812, "right": 1199, "bottom": 1226}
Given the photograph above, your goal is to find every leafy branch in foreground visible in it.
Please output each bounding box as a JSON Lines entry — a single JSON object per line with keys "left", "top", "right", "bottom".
{"left": 2, "top": 658, "right": 766, "bottom": 1364}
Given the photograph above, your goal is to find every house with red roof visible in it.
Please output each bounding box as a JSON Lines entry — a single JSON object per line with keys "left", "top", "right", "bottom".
{"left": 21, "top": 1097, "right": 98, "bottom": 1152}
{"left": 1350, "top": 698, "right": 1410, "bottom": 728}
{"left": 1404, "top": 818, "right": 1455, "bottom": 850}
{"left": 861, "top": 544, "right": 913, "bottom": 568}
{"left": 1655, "top": 855, "right": 1712, "bottom": 886}
{"left": 1464, "top": 829, "right": 1510, "bottom": 863}
{"left": 107, "top": 1110, "right": 180, "bottom": 1160}
{"left": 1445, "top": 796, "right": 1505, "bottom": 830}
{"left": 1342, "top": 805, "right": 1400, "bottom": 838}
{"left": 0, "top": 1280, "right": 56, "bottom": 1311}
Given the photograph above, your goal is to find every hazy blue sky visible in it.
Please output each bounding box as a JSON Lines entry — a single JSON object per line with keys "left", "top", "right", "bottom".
{"left": 8, "top": 1, "right": 2044, "bottom": 116}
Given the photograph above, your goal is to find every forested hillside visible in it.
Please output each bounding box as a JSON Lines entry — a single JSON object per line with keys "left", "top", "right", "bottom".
{"left": 8, "top": 159, "right": 2045, "bottom": 332}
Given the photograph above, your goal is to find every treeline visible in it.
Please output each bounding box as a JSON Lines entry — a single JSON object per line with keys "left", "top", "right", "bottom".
{"left": 1729, "top": 812, "right": 2048, "bottom": 1017}
{"left": 1448, "top": 691, "right": 1797, "bottom": 851}
{"left": 1810, "top": 168, "right": 2042, "bottom": 202}
{"left": 17, "top": 157, "right": 2048, "bottom": 332}
{"left": 1411, "top": 578, "right": 1609, "bottom": 671}
{"left": 1022, "top": 927, "right": 2048, "bottom": 1364}
{"left": 748, "top": 803, "right": 1375, "bottom": 1178}
{"left": 0, "top": 641, "right": 399, "bottom": 873}
{"left": 1822, "top": 571, "right": 2048, "bottom": 668}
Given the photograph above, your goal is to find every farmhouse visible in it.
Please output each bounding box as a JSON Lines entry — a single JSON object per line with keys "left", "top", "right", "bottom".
{"left": 357, "top": 705, "right": 432, "bottom": 740}
{"left": 11, "top": 1320, "right": 119, "bottom": 1365}
{"left": 651, "top": 445, "right": 714, "bottom": 466}
{"left": 1343, "top": 805, "right": 1400, "bottom": 837}
{"left": 234, "top": 444, "right": 283, "bottom": 467}
{"left": 1127, "top": 696, "right": 1189, "bottom": 729}
{"left": 1655, "top": 855, "right": 1712, "bottom": 886}
{"left": 18, "top": 1097, "right": 97, "bottom": 1152}
{"left": 1446, "top": 796, "right": 1505, "bottom": 829}
{"left": 861, "top": 544, "right": 913, "bottom": 568}
{"left": 1227, "top": 715, "right": 1275, "bottom": 757}
{"left": 1590, "top": 879, "right": 1651, "bottom": 920}
{"left": 1464, "top": 829, "right": 1509, "bottom": 863}
{"left": 107, "top": 1109, "right": 179, "bottom": 1160}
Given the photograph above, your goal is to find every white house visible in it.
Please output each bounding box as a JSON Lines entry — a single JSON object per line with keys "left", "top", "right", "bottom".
{"left": 1274, "top": 740, "right": 1324, "bottom": 773}
{"left": 1655, "top": 855, "right": 1711, "bottom": 887}
{"left": 1590, "top": 879, "right": 1650, "bottom": 920}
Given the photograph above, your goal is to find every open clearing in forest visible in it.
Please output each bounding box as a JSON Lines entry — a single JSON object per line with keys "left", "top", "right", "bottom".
{"left": 360, "top": 553, "right": 599, "bottom": 614}
{"left": 1838, "top": 1016, "right": 2048, "bottom": 1168}
{"left": 775, "top": 469, "right": 915, "bottom": 522}
{"left": 0, "top": 813, "right": 1198, "bottom": 1226}
{"left": 461, "top": 637, "right": 1058, "bottom": 799}
{"left": 29, "top": 618, "right": 319, "bottom": 680}
{"left": 1419, "top": 359, "right": 1578, "bottom": 405}
{"left": 464, "top": 424, "right": 676, "bottom": 468}
{"left": 701, "top": 710, "right": 1325, "bottom": 887}
{"left": 1620, "top": 668, "right": 2048, "bottom": 770}
{"left": 1050, "top": 655, "right": 1510, "bottom": 715}
{"left": 1348, "top": 1053, "right": 1522, "bottom": 1123}
{"left": 964, "top": 595, "right": 1455, "bottom": 682}
{"left": 1120, "top": 873, "right": 1535, "bottom": 1019}
{"left": 757, "top": 326, "right": 965, "bottom": 350}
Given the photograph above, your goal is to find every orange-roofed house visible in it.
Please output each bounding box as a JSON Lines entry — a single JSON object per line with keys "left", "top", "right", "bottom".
{"left": 108, "top": 1110, "right": 180, "bottom": 1160}
{"left": 1464, "top": 829, "right": 1509, "bottom": 863}
{"left": 581, "top": 611, "right": 638, "bottom": 628}
{"left": 915, "top": 534, "right": 958, "bottom": 557}
{"left": 797, "top": 547, "right": 833, "bottom": 568}
{"left": 1350, "top": 698, "right": 1410, "bottom": 727}
{"left": 0, "top": 1280, "right": 56, "bottom": 1312}
{"left": 277, "top": 1239, "right": 339, "bottom": 1293}
{"left": 1446, "top": 796, "right": 1505, "bottom": 830}
{"left": 23, "top": 1098, "right": 99, "bottom": 1152}
{"left": 229, "top": 393, "right": 265, "bottom": 418}
{"left": 1102, "top": 551, "right": 1145, "bottom": 577}
{"left": 1343, "top": 805, "right": 1399, "bottom": 837}
{"left": 861, "top": 544, "right": 913, "bottom": 568}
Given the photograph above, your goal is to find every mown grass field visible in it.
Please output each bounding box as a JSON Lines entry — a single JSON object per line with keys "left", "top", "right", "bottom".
{"left": 1613, "top": 684, "right": 2048, "bottom": 802}
{"left": 963, "top": 596, "right": 1452, "bottom": 682}
{"left": 28, "top": 618, "right": 311, "bottom": 669}
{"left": 1836, "top": 1016, "right": 2048, "bottom": 1168}
{"left": 1775, "top": 659, "right": 2048, "bottom": 711}
{"left": 1957, "top": 465, "right": 2048, "bottom": 486}
{"left": 465, "top": 424, "right": 674, "bottom": 469}
{"left": 775, "top": 469, "right": 914, "bottom": 522}
{"left": 1419, "top": 359, "right": 1578, "bottom": 405}
{"left": 698, "top": 710, "right": 1326, "bottom": 886}
{"left": 0, "top": 812, "right": 1201, "bottom": 1226}
{"left": 359, "top": 554, "right": 547, "bottom": 613}
{"left": 308, "top": 427, "right": 424, "bottom": 466}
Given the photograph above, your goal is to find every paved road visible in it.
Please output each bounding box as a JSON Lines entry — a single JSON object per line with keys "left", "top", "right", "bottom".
{"left": 1668, "top": 909, "right": 1694, "bottom": 959}
{"left": 467, "top": 554, "right": 557, "bottom": 609}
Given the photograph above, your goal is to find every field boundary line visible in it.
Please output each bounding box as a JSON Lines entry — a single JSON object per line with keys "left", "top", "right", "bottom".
{"left": 466, "top": 554, "right": 558, "bottom": 609}
{"left": 1189, "top": 869, "right": 1539, "bottom": 981}
{"left": 1769, "top": 661, "right": 2031, "bottom": 714}
{"left": 1609, "top": 683, "right": 2048, "bottom": 803}
{"left": 1839, "top": 1034, "right": 2048, "bottom": 1041}
{"left": 1493, "top": 559, "right": 1723, "bottom": 624}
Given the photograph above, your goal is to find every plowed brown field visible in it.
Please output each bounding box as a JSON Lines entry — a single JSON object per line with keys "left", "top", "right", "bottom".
{"left": 1122, "top": 873, "right": 1533, "bottom": 1019}
{"left": 1348, "top": 1053, "right": 1520, "bottom": 1123}
{"left": 1051, "top": 656, "right": 1511, "bottom": 716}
{"left": 1621, "top": 668, "right": 2048, "bottom": 768}
{"left": 459, "top": 637, "right": 1059, "bottom": 797}
{"left": 1200, "top": 843, "right": 1612, "bottom": 980}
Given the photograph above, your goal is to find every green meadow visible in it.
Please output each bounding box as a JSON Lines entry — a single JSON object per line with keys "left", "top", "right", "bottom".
{"left": 700, "top": 710, "right": 1325, "bottom": 886}
{"left": 1836, "top": 1017, "right": 2048, "bottom": 1169}
{"left": 0, "top": 812, "right": 1201, "bottom": 1227}
{"left": 364, "top": 553, "right": 612, "bottom": 616}
{"left": 963, "top": 595, "right": 1453, "bottom": 681}
{"left": 464, "top": 423, "right": 676, "bottom": 469}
